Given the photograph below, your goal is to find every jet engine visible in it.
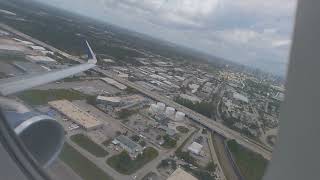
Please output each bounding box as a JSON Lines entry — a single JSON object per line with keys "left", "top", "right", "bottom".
{"left": 0, "top": 97, "right": 64, "bottom": 168}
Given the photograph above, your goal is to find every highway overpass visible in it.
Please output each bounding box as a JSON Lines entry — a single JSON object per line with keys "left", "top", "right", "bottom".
{"left": 0, "top": 23, "right": 273, "bottom": 160}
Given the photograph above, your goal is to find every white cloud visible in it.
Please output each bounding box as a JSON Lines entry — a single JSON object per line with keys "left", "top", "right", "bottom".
{"left": 97, "top": 0, "right": 219, "bottom": 27}
{"left": 216, "top": 29, "right": 259, "bottom": 44}
{"left": 227, "top": 0, "right": 296, "bottom": 16}
{"left": 271, "top": 39, "right": 291, "bottom": 47}
{"left": 36, "top": 0, "right": 297, "bottom": 75}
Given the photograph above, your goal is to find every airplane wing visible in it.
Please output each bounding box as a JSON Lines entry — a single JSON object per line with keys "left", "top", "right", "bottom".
{"left": 0, "top": 41, "right": 97, "bottom": 96}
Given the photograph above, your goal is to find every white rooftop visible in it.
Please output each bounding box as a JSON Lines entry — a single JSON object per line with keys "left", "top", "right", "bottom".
{"left": 103, "top": 59, "right": 115, "bottom": 63}
{"left": 26, "top": 55, "right": 57, "bottom": 63}
{"left": 188, "top": 142, "right": 203, "bottom": 155}
{"left": 100, "top": 77, "right": 127, "bottom": 90}
{"left": 180, "top": 94, "right": 201, "bottom": 103}
{"left": 97, "top": 96, "right": 121, "bottom": 103}
{"left": 233, "top": 92, "right": 249, "bottom": 103}
{"left": 0, "top": 44, "right": 24, "bottom": 52}
{"left": 30, "top": 45, "right": 46, "bottom": 51}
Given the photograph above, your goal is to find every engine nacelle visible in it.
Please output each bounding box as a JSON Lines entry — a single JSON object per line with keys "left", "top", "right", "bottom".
{"left": 0, "top": 97, "right": 65, "bottom": 168}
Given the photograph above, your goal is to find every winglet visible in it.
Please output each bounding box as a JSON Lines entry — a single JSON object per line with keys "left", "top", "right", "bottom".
{"left": 85, "top": 40, "right": 97, "bottom": 64}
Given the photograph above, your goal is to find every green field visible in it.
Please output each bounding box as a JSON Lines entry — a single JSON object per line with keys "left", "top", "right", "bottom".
{"left": 227, "top": 140, "right": 268, "bottom": 180}
{"left": 18, "top": 89, "right": 88, "bottom": 105}
{"left": 176, "top": 126, "right": 189, "bottom": 133}
{"left": 70, "top": 134, "right": 108, "bottom": 157}
{"left": 102, "top": 139, "right": 113, "bottom": 148}
{"left": 106, "top": 147, "right": 159, "bottom": 175}
{"left": 161, "top": 135, "right": 177, "bottom": 149}
{"left": 59, "top": 143, "right": 113, "bottom": 180}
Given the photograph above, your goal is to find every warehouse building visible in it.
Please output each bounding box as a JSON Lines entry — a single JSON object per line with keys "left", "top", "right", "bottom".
{"left": 12, "top": 61, "right": 48, "bottom": 74}
{"left": 187, "top": 142, "right": 203, "bottom": 155}
{"left": 96, "top": 96, "right": 121, "bottom": 106}
{"left": 100, "top": 77, "right": 127, "bottom": 90}
{"left": 233, "top": 92, "right": 249, "bottom": 103}
{"left": 112, "top": 135, "right": 143, "bottom": 158}
{"left": 26, "top": 55, "right": 57, "bottom": 65}
{"left": 180, "top": 94, "right": 201, "bottom": 103}
{"left": 49, "top": 100, "right": 103, "bottom": 131}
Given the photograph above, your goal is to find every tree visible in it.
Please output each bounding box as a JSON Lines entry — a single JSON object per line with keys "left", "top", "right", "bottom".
{"left": 115, "top": 131, "right": 122, "bottom": 136}
{"left": 139, "top": 141, "right": 146, "bottom": 147}
{"left": 176, "top": 151, "right": 197, "bottom": 166}
{"left": 162, "top": 135, "right": 177, "bottom": 148}
{"left": 156, "top": 135, "right": 161, "bottom": 140}
{"left": 205, "top": 162, "right": 217, "bottom": 173}
{"left": 174, "top": 97, "right": 216, "bottom": 118}
{"left": 130, "top": 135, "right": 140, "bottom": 142}
{"left": 117, "top": 109, "right": 137, "bottom": 119}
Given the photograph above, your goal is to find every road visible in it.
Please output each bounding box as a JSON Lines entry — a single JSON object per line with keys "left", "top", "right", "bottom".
{"left": 101, "top": 72, "right": 273, "bottom": 160}
{"left": 66, "top": 138, "right": 130, "bottom": 180}
{"left": 212, "top": 133, "right": 241, "bottom": 180}
{"left": 207, "top": 133, "right": 226, "bottom": 180}
{"left": 0, "top": 23, "right": 272, "bottom": 160}
{"left": 134, "top": 129, "right": 197, "bottom": 180}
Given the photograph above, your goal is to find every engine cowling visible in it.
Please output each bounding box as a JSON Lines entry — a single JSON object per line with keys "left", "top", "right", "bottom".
{"left": 0, "top": 97, "right": 65, "bottom": 168}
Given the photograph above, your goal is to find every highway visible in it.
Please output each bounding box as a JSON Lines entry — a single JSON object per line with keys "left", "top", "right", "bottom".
{"left": 100, "top": 71, "right": 273, "bottom": 160}
{"left": 0, "top": 23, "right": 272, "bottom": 160}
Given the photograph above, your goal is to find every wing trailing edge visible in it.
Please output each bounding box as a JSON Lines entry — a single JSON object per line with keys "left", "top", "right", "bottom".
{"left": 0, "top": 41, "right": 97, "bottom": 96}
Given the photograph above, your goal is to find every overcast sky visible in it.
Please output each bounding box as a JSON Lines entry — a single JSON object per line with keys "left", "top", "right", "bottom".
{"left": 36, "top": 0, "right": 297, "bottom": 76}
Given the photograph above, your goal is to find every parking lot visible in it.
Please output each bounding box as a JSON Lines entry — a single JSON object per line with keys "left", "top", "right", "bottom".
{"left": 37, "top": 79, "right": 121, "bottom": 95}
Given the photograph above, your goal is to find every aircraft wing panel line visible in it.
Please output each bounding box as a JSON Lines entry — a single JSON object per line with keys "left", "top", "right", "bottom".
{"left": 0, "top": 41, "right": 97, "bottom": 96}
{"left": 0, "top": 63, "right": 95, "bottom": 96}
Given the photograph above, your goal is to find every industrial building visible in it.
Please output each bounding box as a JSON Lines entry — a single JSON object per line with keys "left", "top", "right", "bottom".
{"left": 48, "top": 100, "right": 103, "bottom": 131}
{"left": 180, "top": 94, "right": 201, "bottom": 103}
{"left": 157, "top": 102, "right": 166, "bottom": 112}
{"left": 12, "top": 61, "right": 48, "bottom": 74}
{"left": 165, "top": 107, "right": 175, "bottom": 119}
{"left": 112, "top": 135, "right": 143, "bottom": 158}
{"left": 13, "top": 38, "right": 34, "bottom": 45}
{"left": 149, "top": 104, "right": 158, "bottom": 114}
{"left": 187, "top": 142, "right": 203, "bottom": 155}
{"left": 29, "top": 45, "right": 46, "bottom": 51}
{"left": 98, "top": 95, "right": 147, "bottom": 109}
{"left": 167, "top": 168, "right": 198, "bottom": 180}
{"left": 100, "top": 77, "right": 127, "bottom": 90}
{"left": 233, "top": 92, "right": 249, "bottom": 103}
{"left": 148, "top": 102, "right": 167, "bottom": 115}
{"left": 26, "top": 55, "right": 57, "bottom": 64}
{"left": 96, "top": 96, "right": 121, "bottom": 106}
{"left": 0, "top": 44, "right": 26, "bottom": 57}
{"left": 158, "top": 125, "right": 176, "bottom": 136}
{"left": 174, "top": 112, "right": 185, "bottom": 122}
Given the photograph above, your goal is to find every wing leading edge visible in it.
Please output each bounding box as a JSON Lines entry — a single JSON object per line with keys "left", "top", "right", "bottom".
{"left": 0, "top": 41, "right": 97, "bottom": 96}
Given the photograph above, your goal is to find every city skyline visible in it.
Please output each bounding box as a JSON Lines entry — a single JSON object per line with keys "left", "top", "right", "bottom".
{"left": 36, "top": 0, "right": 296, "bottom": 76}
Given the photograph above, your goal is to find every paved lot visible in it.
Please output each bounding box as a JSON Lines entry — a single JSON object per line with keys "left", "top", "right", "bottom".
{"left": 36, "top": 80, "right": 121, "bottom": 95}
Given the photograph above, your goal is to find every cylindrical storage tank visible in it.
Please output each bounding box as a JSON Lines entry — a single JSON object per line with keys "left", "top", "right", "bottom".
{"left": 175, "top": 111, "right": 185, "bottom": 121}
{"left": 156, "top": 102, "right": 166, "bottom": 112}
{"left": 165, "top": 107, "right": 175, "bottom": 118}
{"left": 149, "top": 104, "right": 158, "bottom": 114}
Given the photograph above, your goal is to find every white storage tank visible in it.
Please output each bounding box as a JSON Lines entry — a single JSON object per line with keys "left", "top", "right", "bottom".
{"left": 156, "top": 102, "right": 166, "bottom": 112}
{"left": 175, "top": 111, "right": 185, "bottom": 121}
{"left": 165, "top": 107, "right": 175, "bottom": 118}
{"left": 149, "top": 104, "right": 158, "bottom": 114}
